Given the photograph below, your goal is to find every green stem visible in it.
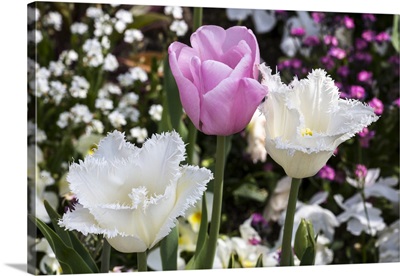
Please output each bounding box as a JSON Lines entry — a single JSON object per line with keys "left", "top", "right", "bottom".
{"left": 100, "top": 238, "right": 111, "bottom": 273}
{"left": 204, "top": 135, "right": 226, "bottom": 268}
{"left": 186, "top": 121, "right": 198, "bottom": 165}
{"left": 137, "top": 251, "right": 147, "bottom": 272}
{"left": 280, "top": 178, "right": 302, "bottom": 266}
{"left": 193, "top": 7, "right": 203, "bottom": 31}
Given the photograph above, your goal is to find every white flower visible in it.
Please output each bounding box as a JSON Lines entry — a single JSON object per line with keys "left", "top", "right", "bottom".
{"left": 49, "top": 81, "right": 67, "bottom": 105}
{"left": 130, "top": 127, "right": 148, "bottom": 143}
{"left": 226, "top": 9, "right": 276, "bottom": 34}
{"left": 71, "top": 22, "right": 88, "bottom": 34}
{"left": 86, "top": 7, "right": 103, "bottom": 19}
{"left": 99, "top": 83, "right": 122, "bottom": 98}
{"left": 58, "top": 131, "right": 213, "bottom": 253}
{"left": 49, "top": 61, "right": 65, "bottom": 77}
{"left": 119, "top": 92, "right": 139, "bottom": 107}
{"left": 101, "top": 36, "right": 110, "bottom": 49}
{"left": 108, "top": 110, "right": 127, "bottom": 128}
{"left": 246, "top": 109, "right": 267, "bottom": 163}
{"left": 115, "top": 9, "right": 133, "bottom": 24}
{"left": 314, "top": 235, "right": 334, "bottom": 265}
{"left": 170, "top": 20, "right": 188, "bottom": 36}
{"left": 258, "top": 64, "right": 379, "bottom": 178}
{"left": 103, "top": 53, "right": 119, "bottom": 71}
{"left": 263, "top": 176, "right": 291, "bottom": 221}
{"left": 28, "top": 29, "right": 42, "bottom": 44}
{"left": 28, "top": 6, "right": 40, "bottom": 24}
{"left": 184, "top": 191, "right": 213, "bottom": 233}
{"left": 36, "top": 238, "right": 62, "bottom": 274}
{"left": 70, "top": 76, "right": 90, "bottom": 98}
{"left": 70, "top": 104, "right": 93, "bottom": 124}
{"left": 147, "top": 247, "right": 186, "bottom": 271}
{"left": 60, "top": 50, "right": 78, "bottom": 66}
{"left": 149, "top": 104, "right": 163, "bottom": 121}
{"left": 44, "top": 11, "right": 62, "bottom": 31}
{"left": 86, "top": 120, "right": 104, "bottom": 135}
{"left": 82, "top": 39, "right": 104, "bottom": 67}
{"left": 95, "top": 98, "right": 114, "bottom": 111}
{"left": 346, "top": 168, "right": 399, "bottom": 204}
{"left": 334, "top": 194, "right": 386, "bottom": 236}
{"left": 118, "top": 67, "right": 148, "bottom": 86}
{"left": 94, "top": 15, "right": 113, "bottom": 37}
{"left": 164, "top": 6, "right": 183, "bottom": 19}
{"left": 124, "top": 29, "right": 144, "bottom": 43}
{"left": 375, "top": 219, "right": 400, "bottom": 262}
{"left": 57, "top": 112, "right": 71, "bottom": 128}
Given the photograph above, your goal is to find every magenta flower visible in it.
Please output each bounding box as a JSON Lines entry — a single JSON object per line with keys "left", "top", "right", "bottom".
{"left": 375, "top": 31, "right": 390, "bottom": 43}
{"left": 318, "top": 165, "right": 336, "bottom": 181}
{"left": 290, "top": 27, "right": 305, "bottom": 37}
{"left": 369, "top": 97, "right": 384, "bottom": 115}
{"left": 343, "top": 16, "right": 355, "bottom": 29}
{"left": 355, "top": 164, "right": 368, "bottom": 180}
{"left": 358, "top": 127, "right": 375, "bottom": 148}
{"left": 168, "top": 25, "right": 266, "bottom": 136}
{"left": 350, "top": 85, "right": 366, "bottom": 99}
{"left": 357, "top": 70, "right": 373, "bottom": 83}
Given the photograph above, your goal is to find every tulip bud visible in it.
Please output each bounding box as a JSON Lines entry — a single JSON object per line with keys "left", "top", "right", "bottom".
{"left": 294, "top": 218, "right": 317, "bottom": 265}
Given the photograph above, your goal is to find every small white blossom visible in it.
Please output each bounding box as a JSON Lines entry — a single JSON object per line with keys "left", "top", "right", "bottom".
{"left": 124, "top": 29, "right": 144, "bottom": 43}
{"left": 103, "top": 53, "right": 119, "bottom": 71}
{"left": 149, "top": 104, "right": 163, "bottom": 121}
{"left": 89, "top": 119, "right": 104, "bottom": 134}
{"left": 60, "top": 50, "right": 79, "bottom": 66}
{"left": 86, "top": 7, "right": 103, "bottom": 19}
{"left": 108, "top": 110, "right": 127, "bottom": 128}
{"left": 101, "top": 36, "right": 110, "bottom": 49}
{"left": 44, "top": 11, "right": 62, "bottom": 31}
{"left": 376, "top": 219, "right": 400, "bottom": 262}
{"left": 36, "top": 129, "right": 47, "bottom": 143}
{"left": 119, "top": 92, "right": 139, "bottom": 107}
{"left": 164, "top": 6, "right": 183, "bottom": 19}
{"left": 49, "top": 60, "right": 65, "bottom": 77}
{"left": 28, "top": 29, "right": 42, "bottom": 44}
{"left": 246, "top": 109, "right": 267, "bottom": 163}
{"left": 71, "top": 22, "right": 88, "bottom": 34}
{"left": 94, "top": 14, "right": 113, "bottom": 37}
{"left": 70, "top": 76, "right": 90, "bottom": 98}
{"left": 115, "top": 9, "right": 133, "bottom": 23}
{"left": 170, "top": 20, "right": 188, "bottom": 36}
{"left": 129, "top": 67, "right": 148, "bottom": 82}
{"left": 57, "top": 112, "right": 71, "bottom": 128}
{"left": 70, "top": 104, "right": 93, "bottom": 124}
{"left": 114, "top": 20, "right": 127, "bottom": 33}
{"left": 28, "top": 6, "right": 40, "bottom": 24}
{"left": 119, "top": 106, "right": 140, "bottom": 122}
{"left": 82, "top": 38, "right": 104, "bottom": 67}
{"left": 98, "top": 83, "right": 121, "bottom": 98}
{"left": 95, "top": 98, "right": 114, "bottom": 111}
{"left": 49, "top": 80, "right": 67, "bottom": 105}
{"left": 130, "top": 127, "right": 148, "bottom": 143}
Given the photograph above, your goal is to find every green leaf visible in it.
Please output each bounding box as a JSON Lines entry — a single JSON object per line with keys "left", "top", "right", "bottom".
{"left": 130, "top": 12, "right": 171, "bottom": 30}
{"left": 392, "top": 15, "right": 400, "bottom": 52}
{"left": 299, "top": 246, "right": 316, "bottom": 266}
{"left": 43, "top": 201, "right": 99, "bottom": 273}
{"left": 255, "top": 253, "right": 264, "bottom": 267}
{"left": 29, "top": 215, "right": 95, "bottom": 274}
{"left": 194, "top": 194, "right": 209, "bottom": 256}
{"left": 160, "top": 224, "right": 178, "bottom": 270}
{"left": 233, "top": 183, "right": 268, "bottom": 202}
{"left": 227, "top": 253, "right": 236, "bottom": 268}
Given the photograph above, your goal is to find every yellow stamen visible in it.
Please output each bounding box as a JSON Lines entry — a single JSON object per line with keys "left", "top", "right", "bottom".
{"left": 188, "top": 211, "right": 202, "bottom": 232}
{"left": 301, "top": 128, "right": 313, "bottom": 137}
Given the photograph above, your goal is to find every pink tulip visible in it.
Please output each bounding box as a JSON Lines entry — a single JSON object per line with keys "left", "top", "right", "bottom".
{"left": 168, "top": 25, "right": 266, "bottom": 136}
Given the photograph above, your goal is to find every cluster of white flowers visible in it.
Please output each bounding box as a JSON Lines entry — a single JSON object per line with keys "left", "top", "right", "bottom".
{"left": 48, "top": 80, "right": 67, "bottom": 105}
{"left": 148, "top": 104, "right": 163, "bottom": 121}
{"left": 82, "top": 38, "right": 104, "bottom": 67}
{"left": 108, "top": 110, "right": 127, "bottom": 128}
{"left": 28, "top": 6, "right": 40, "bottom": 24}
{"left": 57, "top": 104, "right": 93, "bottom": 128}
{"left": 117, "top": 66, "right": 148, "bottom": 86}
{"left": 43, "top": 11, "right": 63, "bottom": 31}
{"left": 59, "top": 49, "right": 79, "bottom": 66}
{"left": 71, "top": 22, "right": 89, "bottom": 34}
{"left": 103, "top": 53, "right": 119, "bottom": 71}
{"left": 114, "top": 9, "right": 133, "bottom": 33}
{"left": 70, "top": 75, "right": 90, "bottom": 98}
{"left": 164, "top": 6, "right": 188, "bottom": 37}
{"left": 28, "top": 29, "right": 43, "bottom": 44}
{"left": 124, "top": 29, "right": 144, "bottom": 43}
{"left": 130, "top": 126, "right": 148, "bottom": 143}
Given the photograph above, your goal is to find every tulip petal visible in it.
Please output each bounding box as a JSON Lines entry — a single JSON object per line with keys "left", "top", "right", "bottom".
{"left": 107, "top": 235, "right": 148, "bottom": 253}
{"left": 190, "top": 25, "right": 226, "bottom": 61}
{"left": 92, "top": 130, "right": 137, "bottom": 161}
{"left": 168, "top": 42, "right": 198, "bottom": 82}
{"left": 151, "top": 165, "right": 212, "bottom": 248}
{"left": 200, "top": 60, "right": 233, "bottom": 93}
{"left": 137, "top": 131, "right": 186, "bottom": 195}
{"left": 201, "top": 78, "right": 266, "bottom": 135}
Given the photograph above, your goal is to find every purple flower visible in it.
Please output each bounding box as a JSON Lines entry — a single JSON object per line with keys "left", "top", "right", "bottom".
{"left": 350, "top": 85, "right": 365, "bottom": 99}
{"left": 357, "top": 70, "right": 373, "bottom": 83}
{"left": 320, "top": 55, "right": 335, "bottom": 70}
{"left": 290, "top": 27, "right": 306, "bottom": 37}
{"left": 343, "top": 16, "right": 355, "bottom": 29}
{"left": 369, "top": 97, "right": 384, "bottom": 115}
{"left": 358, "top": 127, "right": 375, "bottom": 148}
{"left": 251, "top": 213, "right": 268, "bottom": 227}
{"left": 362, "top": 14, "right": 376, "bottom": 22}
{"left": 303, "top": 35, "right": 320, "bottom": 47}
{"left": 290, "top": 58, "right": 302, "bottom": 69}
{"left": 311, "top": 12, "right": 325, "bottom": 23}
{"left": 329, "top": 47, "right": 346, "bottom": 59}
{"left": 337, "top": 66, "right": 350, "bottom": 78}
{"left": 362, "top": 30, "right": 375, "bottom": 42}
{"left": 355, "top": 164, "right": 368, "bottom": 180}
{"left": 354, "top": 52, "right": 372, "bottom": 64}
{"left": 394, "top": 98, "right": 400, "bottom": 107}
{"left": 168, "top": 25, "right": 266, "bottom": 135}
{"left": 375, "top": 31, "right": 390, "bottom": 43}
{"left": 355, "top": 38, "right": 368, "bottom": 50}
{"left": 324, "top": 35, "right": 338, "bottom": 46}
{"left": 318, "top": 165, "right": 336, "bottom": 181}
{"left": 277, "top": 59, "right": 291, "bottom": 70}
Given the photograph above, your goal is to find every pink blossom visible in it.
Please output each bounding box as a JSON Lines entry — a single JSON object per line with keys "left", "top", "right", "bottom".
{"left": 318, "top": 165, "right": 336, "bottom": 181}
{"left": 324, "top": 35, "right": 338, "bottom": 46}
{"left": 355, "top": 164, "right": 368, "bottom": 180}
{"left": 362, "top": 14, "right": 376, "bottom": 22}
{"left": 311, "top": 12, "right": 325, "bottom": 23}
{"left": 168, "top": 25, "right": 266, "bottom": 135}
{"left": 350, "top": 85, "right": 365, "bottom": 99}
{"left": 329, "top": 47, "right": 346, "bottom": 59}
{"left": 358, "top": 127, "right": 376, "bottom": 148}
{"left": 290, "top": 27, "right": 305, "bottom": 37}
{"left": 343, "top": 16, "right": 355, "bottom": 29}
{"left": 362, "top": 30, "right": 375, "bottom": 42}
{"left": 375, "top": 31, "right": 390, "bottom": 43}
{"left": 303, "top": 35, "right": 320, "bottom": 47}
{"left": 357, "top": 70, "right": 373, "bottom": 83}
{"left": 369, "top": 97, "right": 384, "bottom": 115}
{"left": 393, "top": 98, "right": 400, "bottom": 107}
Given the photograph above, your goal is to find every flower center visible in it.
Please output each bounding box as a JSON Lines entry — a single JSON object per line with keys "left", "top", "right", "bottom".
{"left": 301, "top": 128, "right": 313, "bottom": 137}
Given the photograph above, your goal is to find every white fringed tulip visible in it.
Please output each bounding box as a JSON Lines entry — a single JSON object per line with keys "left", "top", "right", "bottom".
{"left": 59, "top": 130, "right": 213, "bottom": 253}
{"left": 258, "top": 64, "right": 379, "bottom": 178}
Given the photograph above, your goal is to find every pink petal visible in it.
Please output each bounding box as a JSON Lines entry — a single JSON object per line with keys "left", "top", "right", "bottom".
{"left": 200, "top": 60, "right": 233, "bottom": 93}
{"left": 201, "top": 78, "right": 266, "bottom": 135}
{"left": 190, "top": 25, "right": 226, "bottom": 61}
{"left": 168, "top": 42, "right": 198, "bottom": 82}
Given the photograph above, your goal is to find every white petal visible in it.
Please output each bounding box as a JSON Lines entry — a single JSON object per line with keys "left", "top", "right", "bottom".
{"left": 107, "top": 235, "right": 147, "bottom": 253}
{"left": 252, "top": 10, "right": 276, "bottom": 34}
{"left": 309, "top": 191, "right": 329, "bottom": 205}
{"left": 151, "top": 165, "right": 213, "bottom": 248}
{"left": 92, "top": 130, "right": 137, "bottom": 160}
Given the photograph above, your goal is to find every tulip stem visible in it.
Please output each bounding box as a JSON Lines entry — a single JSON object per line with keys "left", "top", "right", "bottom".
{"left": 193, "top": 7, "right": 203, "bottom": 31}
{"left": 137, "top": 251, "right": 147, "bottom": 272}
{"left": 280, "top": 178, "right": 302, "bottom": 266}
{"left": 100, "top": 238, "right": 111, "bottom": 273}
{"left": 205, "top": 135, "right": 226, "bottom": 268}
{"left": 187, "top": 122, "right": 198, "bottom": 165}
